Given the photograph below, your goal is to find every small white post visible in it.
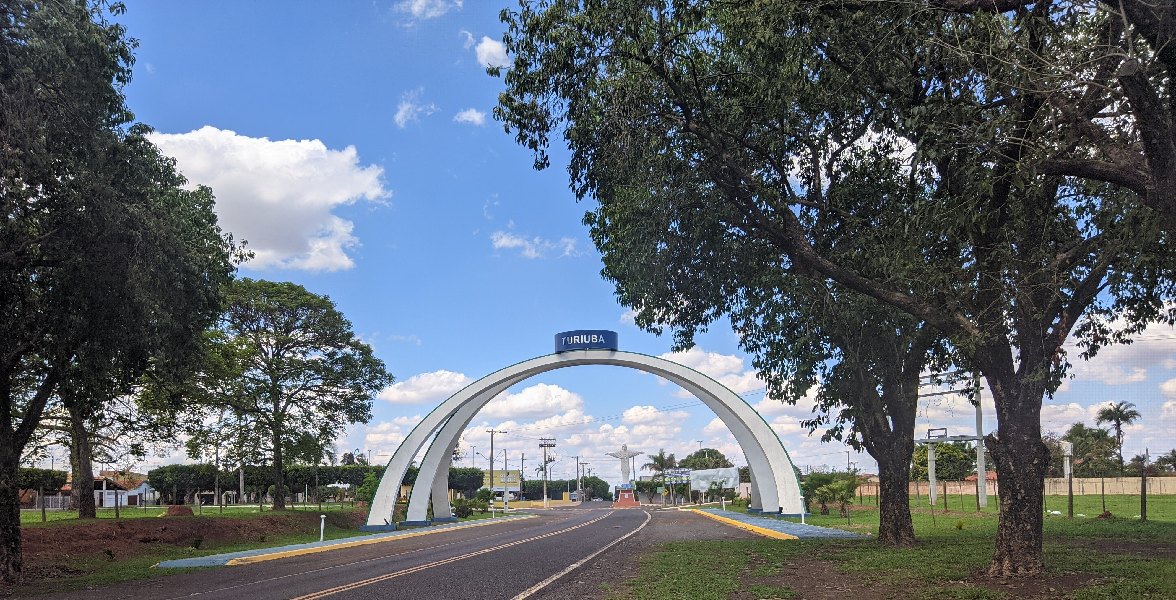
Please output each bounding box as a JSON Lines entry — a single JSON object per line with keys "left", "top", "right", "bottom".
{"left": 721, "top": 496, "right": 726, "bottom": 511}
{"left": 320, "top": 514, "right": 326, "bottom": 542}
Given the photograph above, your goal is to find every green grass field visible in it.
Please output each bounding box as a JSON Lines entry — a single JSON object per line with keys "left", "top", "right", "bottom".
{"left": 609, "top": 494, "right": 1176, "bottom": 600}
{"left": 19, "top": 502, "right": 363, "bottom": 526}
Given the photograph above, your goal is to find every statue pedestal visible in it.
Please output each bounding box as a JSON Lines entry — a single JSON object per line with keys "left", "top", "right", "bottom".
{"left": 614, "top": 488, "right": 640, "bottom": 508}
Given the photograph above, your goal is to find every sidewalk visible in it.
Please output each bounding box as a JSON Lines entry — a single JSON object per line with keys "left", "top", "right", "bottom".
{"left": 695, "top": 508, "right": 868, "bottom": 539}
{"left": 155, "top": 514, "right": 535, "bottom": 568}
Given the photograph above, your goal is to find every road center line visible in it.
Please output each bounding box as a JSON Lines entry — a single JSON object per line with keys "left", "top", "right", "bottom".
{"left": 287, "top": 511, "right": 616, "bottom": 600}
{"left": 508, "top": 510, "right": 651, "bottom": 600}
{"left": 163, "top": 513, "right": 585, "bottom": 600}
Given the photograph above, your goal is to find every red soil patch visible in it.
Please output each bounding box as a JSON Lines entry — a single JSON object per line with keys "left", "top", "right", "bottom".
{"left": 165, "top": 505, "right": 194, "bottom": 517}
{"left": 19, "top": 509, "right": 367, "bottom": 580}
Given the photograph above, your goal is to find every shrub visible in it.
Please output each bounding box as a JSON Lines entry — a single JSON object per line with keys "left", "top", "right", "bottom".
{"left": 452, "top": 499, "right": 474, "bottom": 518}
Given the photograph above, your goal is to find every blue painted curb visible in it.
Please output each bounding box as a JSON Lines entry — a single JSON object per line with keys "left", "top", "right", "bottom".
{"left": 399, "top": 520, "right": 432, "bottom": 527}
{"left": 698, "top": 509, "right": 868, "bottom": 539}
{"left": 431, "top": 517, "right": 459, "bottom": 523}
{"left": 359, "top": 524, "right": 397, "bottom": 532}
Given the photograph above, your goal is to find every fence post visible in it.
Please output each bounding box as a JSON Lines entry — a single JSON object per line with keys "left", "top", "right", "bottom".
{"left": 1141, "top": 474, "right": 1147, "bottom": 522}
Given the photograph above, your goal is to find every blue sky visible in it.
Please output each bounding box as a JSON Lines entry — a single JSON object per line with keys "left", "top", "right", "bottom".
{"left": 103, "top": 0, "right": 1174, "bottom": 486}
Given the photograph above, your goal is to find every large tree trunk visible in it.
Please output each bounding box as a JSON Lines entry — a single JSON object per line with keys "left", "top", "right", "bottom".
{"left": 873, "top": 444, "right": 916, "bottom": 547}
{"left": 0, "top": 429, "right": 23, "bottom": 584}
{"left": 66, "top": 401, "right": 96, "bottom": 519}
{"left": 984, "top": 369, "right": 1049, "bottom": 577}
{"left": 271, "top": 428, "right": 286, "bottom": 510}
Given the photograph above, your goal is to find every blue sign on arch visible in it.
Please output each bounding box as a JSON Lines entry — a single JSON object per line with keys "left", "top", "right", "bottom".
{"left": 554, "top": 330, "right": 618, "bottom": 353}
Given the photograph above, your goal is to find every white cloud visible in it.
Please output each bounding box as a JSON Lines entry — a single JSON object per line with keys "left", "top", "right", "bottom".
{"left": 363, "top": 421, "right": 407, "bottom": 454}
{"left": 395, "top": 0, "right": 461, "bottom": 20}
{"left": 459, "top": 30, "right": 475, "bottom": 49}
{"left": 453, "top": 108, "right": 486, "bottom": 126}
{"left": 490, "top": 231, "right": 579, "bottom": 259}
{"left": 619, "top": 309, "right": 637, "bottom": 325}
{"left": 1161, "top": 378, "right": 1176, "bottom": 399}
{"left": 622, "top": 405, "right": 690, "bottom": 425}
{"left": 149, "top": 126, "right": 388, "bottom": 272}
{"left": 659, "top": 348, "right": 763, "bottom": 395}
{"left": 475, "top": 37, "right": 509, "bottom": 68}
{"left": 701, "top": 417, "right": 730, "bottom": 438}
{"left": 395, "top": 88, "right": 440, "bottom": 128}
{"left": 1066, "top": 324, "right": 1176, "bottom": 384}
{"left": 1162, "top": 400, "right": 1176, "bottom": 420}
{"left": 379, "top": 370, "right": 473, "bottom": 405}
{"left": 392, "top": 415, "right": 422, "bottom": 427}
{"left": 482, "top": 384, "right": 585, "bottom": 420}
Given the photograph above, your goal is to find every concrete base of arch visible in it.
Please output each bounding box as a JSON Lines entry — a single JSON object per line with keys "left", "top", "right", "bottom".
{"left": 365, "top": 350, "right": 805, "bottom": 529}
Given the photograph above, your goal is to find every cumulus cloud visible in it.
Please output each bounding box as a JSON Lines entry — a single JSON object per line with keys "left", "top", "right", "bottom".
{"left": 379, "top": 370, "right": 473, "bottom": 405}
{"left": 659, "top": 347, "right": 764, "bottom": 396}
{"left": 1163, "top": 400, "right": 1176, "bottom": 420}
{"left": 395, "top": 88, "right": 440, "bottom": 128}
{"left": 395, "top": 0, "right": 461, "bottom": 20}
{"left": 1161, "top": 378, "right": 1176, "bottom": 399}
{"left": 453, "top": 108, "right": 486, "bottom": 126}
{"left": 149, "top": 126, "right": 388, "bottom": 272}
{"left": 491, "top": 231, "right": 579, "bottom": 259}
{"left": 1066, "top": 324, "right": 1176, "bottom": 384}
{"left": 363, "top": 421, "right": 408, "bottom": 454}
{"left": 475, "top": 37, "right": 509, "bottom": 68}
{"left": 619, "top": 309, "right": 637, "bottom": 325}
{"left": 482, "top": 384, "right": 585, "bottom": 420}
{"left": 622, "top": 405, "right": 690, "bottom": 425}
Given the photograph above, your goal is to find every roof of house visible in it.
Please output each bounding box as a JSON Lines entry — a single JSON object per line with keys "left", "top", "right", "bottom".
{"left": 99, "top": 470, "right": 148, "bottom": 490}
{"left": 965, "top": 471, "right": 998, "bottom": 481}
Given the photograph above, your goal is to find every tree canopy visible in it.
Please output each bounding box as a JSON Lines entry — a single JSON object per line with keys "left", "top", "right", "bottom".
{"left": 495, "top": 0, "right": 1176, "bottom": 575}
{"left": 201, "top": 278, "right": 393, "bottom": 510}
{"left": 0, "top": 0, "right": 236, "bottom": 581}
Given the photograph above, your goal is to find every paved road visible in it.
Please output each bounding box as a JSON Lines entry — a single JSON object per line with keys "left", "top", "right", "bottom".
{"left": 32, "top": 508, "right": 635, "bottom": 600}
{"left": 33, "top": 506, "right": 751, "bottom": 600}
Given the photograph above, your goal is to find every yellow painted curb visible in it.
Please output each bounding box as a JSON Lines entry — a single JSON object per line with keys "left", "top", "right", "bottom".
{"left": 690, "top": 510, "right": 798, "bottom": 540}
{"left": 224, "top": 515, "right": 538, "bottom": 566}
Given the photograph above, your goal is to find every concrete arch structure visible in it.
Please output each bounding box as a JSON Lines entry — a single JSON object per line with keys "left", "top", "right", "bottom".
{"left": 363, "top": 350, "right": 804, "bottom": 530}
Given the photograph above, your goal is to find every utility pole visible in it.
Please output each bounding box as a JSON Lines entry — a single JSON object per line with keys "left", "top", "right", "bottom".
{"left": 540, "top": 438, "right": 556, "bottom": 508}
{"left": 573, "top": 456, "right": 580, "bottom": 501}
{"left": 520, "top": 453, "right": 526, "bottom": 501}
{"left": 974, "top": 372, "right": 988, "bottom": 508}
{"left": 503, "top": 449, "right": 510, "bottom": 510}
{"left": 845, "top": 449, "right": 852, "bottom": 473}
{"left": 486, "top": 429, "right": 506, "bottom": 514}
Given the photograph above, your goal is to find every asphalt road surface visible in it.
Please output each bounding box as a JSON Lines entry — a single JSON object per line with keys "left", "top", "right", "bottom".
{"left": 33, "top": 505, "right": 751, "bottom": 600}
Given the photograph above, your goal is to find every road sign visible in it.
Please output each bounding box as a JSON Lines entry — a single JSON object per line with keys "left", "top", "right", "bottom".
{"left": 664, "top": 468, "right": 691, "bottom": 484}
{"left": 483, "top": 470, "right": 521, "bottom": 491}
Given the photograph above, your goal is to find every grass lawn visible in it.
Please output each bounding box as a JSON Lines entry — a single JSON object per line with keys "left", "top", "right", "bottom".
{"left": 611, "top": 494, "right": 1176, "bottom": 600}
{"left": 20, "top": 502, "right": 364, "bottom": 526}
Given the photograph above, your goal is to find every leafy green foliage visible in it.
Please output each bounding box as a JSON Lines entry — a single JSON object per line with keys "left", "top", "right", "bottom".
{"left": 355, "top": 472, "right": 380, "bottom": 503}
{"left": 16, "top": 469, "right": 67, "bottom": 492}
{"left": 912, "top": 443, "right": 976, "bottom": 481}
{"left": 678, "top": 448, "right": 733, "bottom": 470}
{"left": 195, "top": 278, "right": 394, "bottom": 509}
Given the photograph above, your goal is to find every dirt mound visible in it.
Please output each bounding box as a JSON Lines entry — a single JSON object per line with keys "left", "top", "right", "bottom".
{"left": 20, "top": 509, "right": 368, "bottom": 576}
{"left": 166, "top": 505, "right": 194, "bottom": 517}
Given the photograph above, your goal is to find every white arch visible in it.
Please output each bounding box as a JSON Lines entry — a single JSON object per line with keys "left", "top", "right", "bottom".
{"left": 363, "top": 350, "right": 803, "bottom": 530}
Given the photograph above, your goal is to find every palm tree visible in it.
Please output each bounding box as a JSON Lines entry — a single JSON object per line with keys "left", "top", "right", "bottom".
{"left": 1095, "top": 402, "right": 1142, "bottom": 474}
{"left": 642, "top": 449, "right": 676, "bottom": 482}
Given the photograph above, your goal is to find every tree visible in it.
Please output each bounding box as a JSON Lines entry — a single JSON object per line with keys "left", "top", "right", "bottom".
{"left": 1061, "top": 423, "right": 1118, "bottom": 478}
{"left": 496, "top": 1, "right": 1176, "bottom": 575}
{"left": 580, "top": 476, "right": 610, "bottom": 500}
{"left": 677, "top": 448, "right": 733, "bottom": 471}
{"left": 448, "top": 467, "right": 485, "bottom": 500}
{"left": 1095, "top": 402, "right": 1142, "bottom": 474}
{"left": 912, "top": 443, "right": 976, "bottom": 481}
{"left": 0, "top": 1, "right": 236, "bottom": 580}
{"left": 210, "top": 279, "right": 392, "bottom": 510}
{"left": 738, "top": 279, "right": 949, "bottom": 546}
{"left": 641, "top": 449, "right": 676, "bottom": 481}
{"left": 1157, "top": 450, "right": 1176, "bottom": 473}
{"left": 17, "top": 468, "right": 66, "bottom": 523}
